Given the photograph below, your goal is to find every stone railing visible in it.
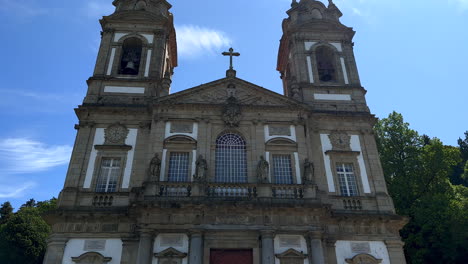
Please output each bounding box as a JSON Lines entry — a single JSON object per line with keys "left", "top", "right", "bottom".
{"left": 92, "top": 195, "right": 114, "bottom": 207}
{"left": 149, "top": 182, "right": 316, "bottom": 201}
{"left": 206, "top": 183, "right": 257, "bottom": 198}
{"left": 159, "top": 182, "right": 192, "bottom": 197}
{"left": 343, "top": 198, "right": 362, "bottom": 210}
{"left": 272, "top": 185, "right": 304, "bottom": 199}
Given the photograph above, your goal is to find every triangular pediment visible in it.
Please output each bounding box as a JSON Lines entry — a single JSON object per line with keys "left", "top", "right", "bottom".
{"left": 275, "top": 248, "right": 307, "bottom": 259}
{"left": 154, "top": 247, "right": 187, "bottom": 258}
{"left": 159, "top": 77, "right": 307, "bottom": 109}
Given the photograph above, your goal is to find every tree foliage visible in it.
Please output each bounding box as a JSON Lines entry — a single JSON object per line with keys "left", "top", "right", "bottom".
{"left": 0, "top": 198, "right": 57, "bottom": 264}
{"left": 375, "top": 112, "right": 468, "bottom": 264}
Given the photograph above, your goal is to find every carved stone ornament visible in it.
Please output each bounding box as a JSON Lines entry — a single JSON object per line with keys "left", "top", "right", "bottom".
{"left": 71, "top": 252, "right": 112, "bottom": 264}
{"left": 345, "top": 254, "right": 382, "bottom": 264}
{"left": 329, "top": 131, "right": 351, "bottom": 151}
{"left": 275, "top": 248, "right": 307, "bottom": 264}
{"left": 154, "top": 247, "right": 187, "bottom": 264}
{"left": 104, "top": 124, "right": 129, "bottom": 145}
{"left": 222, "top": 96, "right": 242, "bottom": 127}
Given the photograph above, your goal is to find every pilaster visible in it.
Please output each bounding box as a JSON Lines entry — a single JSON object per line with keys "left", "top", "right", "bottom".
{"left": 42, "top": 236, "right": 68, "bottom": 264}
{"left": 260, "top": 230, "right": 275, "bottom": 264}
{"left": 136, "top": 231, "right": 154, "bottom": 264}
{"left": 385, "top": 240, "right": 407, "bottom": 264}
{"left": 189, "top": 230, "right": 204, "bottom": 264}
{"left": 308, "top": 231, "right": 326, "bottom": 264}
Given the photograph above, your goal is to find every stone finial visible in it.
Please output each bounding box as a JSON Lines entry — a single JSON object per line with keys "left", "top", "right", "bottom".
{"left": 291, "top": 0, "right": 298, "bottom": 7}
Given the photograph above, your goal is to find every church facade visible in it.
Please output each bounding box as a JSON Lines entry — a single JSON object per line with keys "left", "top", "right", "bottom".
{"left": 43, "top": 1, "right": 408, "bottom": 264}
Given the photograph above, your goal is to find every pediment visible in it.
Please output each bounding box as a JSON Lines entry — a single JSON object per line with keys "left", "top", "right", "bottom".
{"left": 154, "top": 247, "right": 187, "bottom": 258}
{"left": 345, "top": 254, "right": 382, "bottom": 264}
{"left": 71, "top": 252, "right": 112, "bottom": 263}
{"left": 159, "top": 78, "right": 307, "bottom": 109}
{"left": 275, "top": 248, "right": 307, "bottom": 259}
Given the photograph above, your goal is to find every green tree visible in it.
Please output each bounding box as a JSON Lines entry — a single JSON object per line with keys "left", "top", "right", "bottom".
{"left": 0, "top": 202, "right": 13, "bottom": 224}
{"left": 0, "top": 198, "right": 57, "bottom": 264}
{"left": 375, "top": 113, "right": 468, "bottom": 264}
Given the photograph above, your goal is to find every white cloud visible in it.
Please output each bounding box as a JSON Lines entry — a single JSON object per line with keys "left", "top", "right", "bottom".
{"left": 175, "top": 25, "right": 232, "bottom": 59}
{"left": 0, "top": 182, "right": 36, "bottom": 199}
{"left": 85, "top": 0, "right": 114, "bottom": 18}
{"left": 453, "top": 0, "right": 468, "bottom": 10}
{"left": 0, "top": 138, "right": 72, "bottom": 174}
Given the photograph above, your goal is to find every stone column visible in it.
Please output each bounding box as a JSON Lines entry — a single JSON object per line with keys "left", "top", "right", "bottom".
{"left": 385, "top": 240, "right": 407, "bottom": 264}
{"left": 42, "top": 236, "right": 68, "bottom": 264}
{"left": 189, "top": 231, "right": 204, "bottom": 264}
{"left": 261, "top": 231, "right": 275, "bottom": 264}
{"left": 136, "top": 232, "right": 153, "bottom": 264}
{"left": 121, "top": 238, "right": 139, "bottom": 264}
{"left": 308, "top": 231, "right": 326, "bottom": 264}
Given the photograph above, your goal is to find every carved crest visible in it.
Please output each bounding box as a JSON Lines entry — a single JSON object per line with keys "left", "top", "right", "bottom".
{"left": 71, "top": 252, "right": 112, "bottom": 264}
{"left": 104, "top": 123, "right": 129, "bottom": 145}
{"left": 345, "top": 254, "right": 382, "bottom": 264}
{"left": 329, "top": 131, "right": 351, "bottom": 151}
{"left": 222, "top": 96, "right": 242, "bottom": 127}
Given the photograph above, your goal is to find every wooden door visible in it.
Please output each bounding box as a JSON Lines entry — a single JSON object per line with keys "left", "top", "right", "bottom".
{"left": 210, "top": 249, "right": 253, "bottom": 264}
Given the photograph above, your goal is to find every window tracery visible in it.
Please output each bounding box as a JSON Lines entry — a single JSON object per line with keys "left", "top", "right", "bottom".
{"left": 215, "top": 133, "right": 247, "bottom": 183}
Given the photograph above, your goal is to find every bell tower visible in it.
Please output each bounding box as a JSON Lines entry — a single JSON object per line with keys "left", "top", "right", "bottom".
{"left": 84, "top": 0, "right": 177, "bottom": 105}
{"left": 278, "top": 0, "right": 367, "bottom": 112}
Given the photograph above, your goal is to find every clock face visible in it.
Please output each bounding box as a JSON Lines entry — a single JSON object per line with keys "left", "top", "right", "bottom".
{"left": 105, "top": 125, "right": 127, "bottom": 144}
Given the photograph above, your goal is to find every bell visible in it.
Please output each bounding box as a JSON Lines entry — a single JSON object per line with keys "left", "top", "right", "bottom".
{"left": 123, "top": 61, "right": 138, "bottom": 75}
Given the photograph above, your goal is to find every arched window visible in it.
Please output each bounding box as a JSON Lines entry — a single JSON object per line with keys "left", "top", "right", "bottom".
{"left": 215, "top": 133, "right": 247, "bottom": 183}
{"left": 316, "top": 45, "right": 337, "bottom": 82}
{"left": 119, "top": 37, "right": 143, "bottom": 75}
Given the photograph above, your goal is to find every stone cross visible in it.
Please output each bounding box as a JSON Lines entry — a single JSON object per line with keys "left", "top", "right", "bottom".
{"left": 222, "top": 47, "right": 240, "bottom": 70}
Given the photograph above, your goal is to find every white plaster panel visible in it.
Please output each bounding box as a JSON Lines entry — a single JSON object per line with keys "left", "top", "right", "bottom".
{"left": 114, "top": 32, "right": 128, "bottom": 42}
{"left": 144, "top": 49, "right": 152, "bottom": 77}
{"left": 335, "top": 241, "right": 390, "bottom": 264}
{"left": 62, "top": 239, "right": 122, "bottom": 264}
{"left": 164, "top": 122, "right": 198, "bottom": 140}
{"left": 264, "top": 125, "right": 297, "bottom": 143}
{"left": 160, "top": 149, "right": 167, "bottom": 182}
{"left": 314, "top": 94, "right": 352, "bottom": 101}
{"left": 304, "top": 41, "right": 317, "bottom": 51}
{"left": 350, "top": 135, "right": 371, "bottom": 193}
{"left": 107, "top": 48, "right": 116, "bottom": 76}
{"left": 320, "top": 134, "right": 336, "bottom": 193}
{"left": 84, "top": 128, "right": 105, "bottom": 189}
{"left": 274, "top": 235, "right": 309, "bottom": 264}
{"left": 152, "top": 234, "right": 189, "bottom": 264}
{"left": 340, "top": 57, "right": 350, "bottom": 84}
{"left": 331, "top": 42, "right": 343, "bottom": 52}
{"left": 191, "top": 150, "right": 197, "bottom": 181}
{"left": 294, "top": 152, "right": 301, "bottom": 184}
{"left": 122, "top": 129, "right": 138, "bottom": 189}
{"left": 141, "top": 34, "right": 154, "bottom": 44}
{"left": 306, "top": 56, "right": 315, "bottom": 83}
{"left": 104, "top": 86, "right": 145, "bottom": 94}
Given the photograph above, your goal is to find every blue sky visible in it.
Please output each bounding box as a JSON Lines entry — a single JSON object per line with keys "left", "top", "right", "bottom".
{"left": 0, "top": 0, "right": 467, "bottom": 209}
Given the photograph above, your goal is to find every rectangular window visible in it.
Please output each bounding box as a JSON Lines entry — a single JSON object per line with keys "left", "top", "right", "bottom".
{"left": 95, "top": 158, "right": 120, "bottom": 193}
{"left": 167, "top": 152, "right": 189, "bottom": 182}
{"left": 273, "top": 155, "right": 293, "bottom": 184}
{"left": 336, "top": 163, "right": 359, "bottom": 196}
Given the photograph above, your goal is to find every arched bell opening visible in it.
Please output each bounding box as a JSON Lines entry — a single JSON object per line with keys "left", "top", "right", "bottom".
{"left": 119, "top": 37, "right": 143, "bottom": 75}
{"left": 315, "top": 45, "right": 337, "bottom": 83}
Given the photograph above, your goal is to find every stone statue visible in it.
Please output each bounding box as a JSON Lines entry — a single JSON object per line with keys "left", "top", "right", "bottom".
{"left": 303, "top": 158, "right": 315, "bottom": 184}
{"left": 194, "top": 155, "right": 208, "bottom": 182}
{"left": 257, "top": 156, "right": 270, "bottom": 183}
{"left": 149, "top": 153, "right": 161, "bottom": 180}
